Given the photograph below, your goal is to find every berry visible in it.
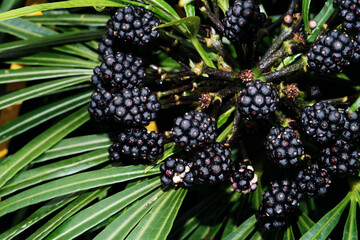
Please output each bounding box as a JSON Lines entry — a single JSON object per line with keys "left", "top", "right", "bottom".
{"left": 256, "top": 180, "right": 302, "bottom": 230}
{"left": 92, "top": 51, "right": 146, "bottom": 92}
{"left": 237, "top": 80, "right": 279, "bottom": 120}
{"left": 300, "top": 102, "right": 345, "bottom": 144}
{"left": 309, "top": 85, "right": 322, "bottom": 100}
{"left": 222, "top": 0, "right": 266, "bottom": 43}
{"left": 110, "top": 128, "right": 164, "bottom": 162}
{"left": 108, "top": 142, "right": 121, "bottom": 161}
{"left": 88, "top": 88, "right": 114, "bottom": 122}
{"left": 229, "top": 160, "right": 258, "bottom": 194}
{"left": 296, "top": 163, "right": 331, "bottom": 198}
{"left": 193, "top": 143, "right": 232, "bottom": 184}
{"left": 307, "top": 30, "right": 354, "bottom": 73}
{"left": 160, "top": 157, "right": 194, "bottom": 188}
{"left": 342, "top": 107, "right": 360, "bottom": 141}
{"left": 352, "top": 33, "right": 360, "bottom": 63}
{"left": 109, "top": 87, "right": 161, "bottom": 127}
{"left": 265, "top": 126, "right": 304, "bottom": 168}
{"left": 98, "top": 20, "right": 117, "bottom": 58}
{"left": 172, "top": 110, "right": 218, "bottom": 151}
{"left": 320, "top": 139, "right": 360, "bottom": 177}
{"left": 333, "top": 0, "right": 360, "bottom": 33}
{"left": 111, "top": 5, "right": 160, "bottom": 45}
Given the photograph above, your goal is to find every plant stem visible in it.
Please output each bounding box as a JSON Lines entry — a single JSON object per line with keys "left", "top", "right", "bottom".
{"left": 263, "top": 60, "right": 306, "bottom": 81}
{"left": 258, "top": 45, "right": 286, "bottom": 73}
{"left": 195, "top": 0, "right": 224, "bottom": 33}
{"left": 190, "top": 37, "right": 216, "bottom": 68}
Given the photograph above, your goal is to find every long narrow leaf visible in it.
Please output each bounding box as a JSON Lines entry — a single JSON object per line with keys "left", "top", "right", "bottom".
{"left": 0, "top": 106, "right": 89, "bottom": 189}
{"left": 0, "top": 75, "right": 90, "bottom": 110}
{"left": 27, "top": 188, "right": 110, "bottom": 240}
{"left": 25, "top": 14, "right": 108, "bottom": 26}
{"left": 94, "top": 188, "right": 166, "bottom": 240}
{"left": 223, "top": 215, "right": 257, "bottom": 240}
{"left": 47, "top": 178, "right": 160, "bottom": 240}
{"left": 0, "top": 29, "right": 102, "bottom": 59}
{"left": 300, "top": 193, "right": 351, "bottom": 240}
{"left": 302, "top": 0, "right": 311, "bottom": 33}
{"left": 297, "top": 211, "right": 316, "bottom": 235}
{"left": 127, "top": 188, "right": 187, "bottom": 240}
{"left": 0, "top": 149, "right": 109, "bottom": 197}
{"left": 343, "top": 195, "right": 358, "bottom": 240}
{"left": 0, "top": 18, "right": 54, "bottom": 39}
{"left": 0, "top": 67, "right": 92, "bottom": 83}
{"left": 0, "top": 91, "right": 91, "bottom": 143}
{"left": 34, "top": 133, "right": 112, "bottom": 163}
{"left": 0, "top": 195, "right": 77, "bottom": 240}
{"left": 0, "top": 165, "right": 160, "bottom": 217}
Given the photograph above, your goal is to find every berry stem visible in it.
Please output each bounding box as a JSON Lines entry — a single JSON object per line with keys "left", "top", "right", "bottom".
{"left": 157, "top": 83, "right": 197, "bottom": 99}
{"left": 263, "top": 59, "right": 306, "bottom": 81}
{"left": 205, "top": 68, "right": 237, "bottom": 81}
{"left": 257, "top": 26, "right": 292, "bottom": 73}
{"left": 258, "top": 45, "right": 286, "bottom": 73}
{"left": 195, "top": 0, "right": 224, "bottom": 33}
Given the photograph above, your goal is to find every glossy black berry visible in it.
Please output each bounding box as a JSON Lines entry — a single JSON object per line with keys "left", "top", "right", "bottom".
{"left": 172, "top": 110, "right": 218, "bottom": 151}
{"left": 320, "top": 139, "right": 360, "bottom": 177}
{"left": 300, "top": 102, "right": 345, "bottom": 144}
{"left": 307, "top": 30, "right": 354, "bottom": 73}
{"left": 265, "top": 126, "right": 304, "bottom": 168}
{"left": 334, "top": 0, "right": 360, "bottom": 33}
{"left": 238, "top": 80, "right": 279, "bottom": 120}
{"left": 342, "top": 107, "right": 360, "bottom": 141}
{"left": 88, "top": 88, "right": 114, "bottom": 122}
{"left": 229, "top": 160, "right": 258, "bottom": 194}
{"left": 109, "top": 87, "right": 161, "bottom": 127}
{"left": 222, "top": 0, "right": 266, "bottom": 43}
{"left": 193, "top": 143, "right": 232, "bottom": 184}
{"left": 160, "top": 157, "right": 194, "bottom": 188}
{"left": 111, "top": 5, "right": 160, "bottom": 45}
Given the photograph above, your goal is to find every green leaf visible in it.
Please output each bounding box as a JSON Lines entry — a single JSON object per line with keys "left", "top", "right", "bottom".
{"left": 300, "top": 193, "right": 351, "bottom": 240}
{"left": 223, "top": 215, "right": 257, "bottom": 240}
{"left": 283, "top": 225, "right": 295, "bottom": 240}
{"left": 53, "top": 43, "right": 99, "bottom": 62}
{"left": 0, "top": 18, "right": 54, "bottom": 39}
{"left": 350, "top": 96, "right": 360, "bottom": 113}
{"left": 0, "top": 75, "right": 90, "bottom": 110}
{"left": 144, "top": 0, "right": 180, "bottom": 20}
{"left": 0, "top": 149, "right": 109, "bottom": 197}
{"left": 127, "top": 188, "right": 187, "bottom": 240}
{"left": 0, "top": 195, "right": 77, "bottom": 240}
{"left": 0, "top": 0, "right": 22, "bottom": 13}
{"left": 34, "top": 133, "right": 112, "bottom": 163}
{"left": 46, "top": 178, "right": 160, "bottom": 240}
{"left": 0, "top": 106, "right": 89, "bottom": 189}
{"left": 156, "top": 16, "right": 200, "bottom": 38}
{"left": 27, "top": 188, "right": 110, "bottom": 240}
{"left": 184, "top": 3, "right": 195, "bottom": 17}
{"left": 217, "top": 106, "right": 235, "bottom": 128}
{"left": 307, "top": 0, "right": 336, "bottom": 42}
{"left": 24, "top": 14, "right": 109, "bottom": 26}
{"left": 302, "top": 0, "right": 311, "bottom": 33}
{"left": 7, "top": 52, "right": 98, "bottom": 68}
{"left": 94, "top": 187, "right": 166, "bottom": 240}
{"left": 0, "top": 29, "right": 103, "bottom": 59}
{"left": 0, "top": 67, "right": 92, "bottom": 83}
{"left": 297, "top": 211, "right": 316, "bottom": 235}
{"left": 218, "top": 0, "right": 229, "bottom": 14}
{"left": 0, "top": 0, "right": 124, "bottom": 20}
{"left": 217, "top": 122, "right": 233, "bottom": 142}
{"left": 0, "top": 91, "right": 91, "bottom": 143}
{"left": 0, "top": 165, "right": 159, "bottom": 218}
{"left": 343, "top": 194, "right": 358, "bottom": 240}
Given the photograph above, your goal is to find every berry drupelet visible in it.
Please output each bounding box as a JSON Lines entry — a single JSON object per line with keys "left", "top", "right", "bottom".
{"left": 238, "top": 80, "right": 279, "bottom": 120}
{"left": 111, "top": 5, "right": 160, "bottom": 45}
{"left": 172, "top": 110, "right": 218, "bottom": 151}
{"left": 88, "top": 88, "right": 114, "bottom": 122}
{"left": 307, "top": 30, "right": 354, "bottom": 73}
{"left": 92, "top": 51, "right": 146, "bottom": 92}
{"left": 110, "top": 128, "right": 164, "bottom": 163}
{"left": 193, "top": 143, "right": 232, "bottom": 184}
{"left": 342, "top": 107, "right": 360, "bottom": 142}
{"left": 229, "top": 160, "right": 258, "bottom": 194}
{"left": 296, "top": 163, "right": 331, "bottom": 198}
{"left": 265, "top": 126, "right": 304, "bottom": 168}
{"left": 109, "top": 87, "right": 161, "bottom": 127}
{"left": 320, "top": 139, "right": 360, "bottom": 177}
{"left": 256, "top": 180, "right": 302, "bottom": 230}
{"left": 222, "top": 0, "right": 266, "bottom": 43}
{"left": 333, "top": 0, "right": 360, "bottom": 33}
{"left": 160, "top": 157, "right": 195, "bottom": 188}
{"left": 300, "top": 102, "right": 345, "bottom": 144}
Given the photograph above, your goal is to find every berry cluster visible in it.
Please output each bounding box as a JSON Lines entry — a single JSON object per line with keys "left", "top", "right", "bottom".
{"left": 88, "top": 5, "right": 163, "bottom": 164}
